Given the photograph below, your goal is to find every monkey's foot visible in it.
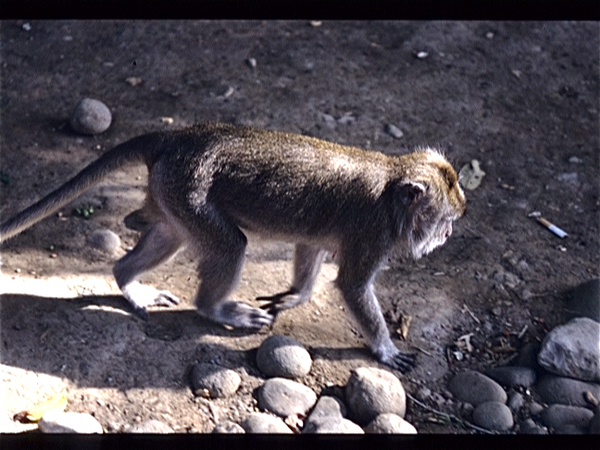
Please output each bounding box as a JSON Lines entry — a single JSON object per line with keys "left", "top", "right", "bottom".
{"left": 121, "top": 281, "right": 181, "bottom": 319}
{"left": 198, "top": 301, "right": 274, "bottom": 330}
{"left": 379, "top": 349, "right": 417, "bottom": 373}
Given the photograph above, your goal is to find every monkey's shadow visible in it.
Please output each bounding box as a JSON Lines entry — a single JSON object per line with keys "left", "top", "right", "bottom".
{"left": 1, "top": 293, "right": 368, "bottom": 389}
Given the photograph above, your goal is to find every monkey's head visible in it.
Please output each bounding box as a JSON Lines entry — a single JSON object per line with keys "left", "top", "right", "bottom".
{"left": 396, "top": 149, "right": 466, "bottom": 260}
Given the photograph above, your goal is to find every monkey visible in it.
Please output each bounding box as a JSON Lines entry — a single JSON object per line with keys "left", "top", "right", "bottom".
{"left": 0, "top": 122, "right": 466, "bottom": 372}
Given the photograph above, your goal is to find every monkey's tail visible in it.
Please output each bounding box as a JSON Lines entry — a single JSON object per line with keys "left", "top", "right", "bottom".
{"left": 0, "top": 133, "right": 161, "bottom": 243}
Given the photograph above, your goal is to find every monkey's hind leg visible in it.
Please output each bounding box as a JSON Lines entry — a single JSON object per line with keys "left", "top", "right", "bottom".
{"left": 258, "top": 243, "right": 326, "bottom": 321}
{"left": 113, "top": 221, "right": 184, "bottom": 319}
{"left": 192, "top": 214, "right": 273, "bottom": 330}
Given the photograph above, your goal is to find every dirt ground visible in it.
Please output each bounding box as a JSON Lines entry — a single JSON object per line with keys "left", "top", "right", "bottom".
{"left": 0, "top": 21, "right": 598, "bottom": 434}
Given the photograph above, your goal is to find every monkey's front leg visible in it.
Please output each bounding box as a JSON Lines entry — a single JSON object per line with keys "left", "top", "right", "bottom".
{"left": 257, "top": 244, "right": 326, "bottom": 321}
{"left": 336, "top": 253, "right": 416, "bottom": 373}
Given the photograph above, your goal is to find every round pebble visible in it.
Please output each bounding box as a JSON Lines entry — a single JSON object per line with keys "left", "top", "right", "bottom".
{"left": 345, "top": 367, "right": 406, "bottom": 425}
{"left": 540, "top": 404, "right": 594, "bottom": 430}
{"left": 258, "top": 377, "right": 317, "bottom": 417}
{"left": 364, "top": 413, "right": 417, "bottom": 434}
{"left": 448, "top": 371, "right": 507, "bottom": 406}
{"left": 70, "top": 98, "right": 112, "bottom": 135}
{"left": 128, "top": 419, "right": 173, "bottom": 433}
{"left": 589, "top": 406, "right": 600, "bottom": 434}
{"left": 536, "top": 374, "right": 600, "bottom": 407}
{"left": 529, "top": 402, "right": 544, "bottom": 416}
{"left": 484, "top": 366, "right": 536, "bottom": 388}
{"left": 87, "top": 229, "right": 121, "bottom": 253}
{"left": 384, "top": 123, "right": 404, "bottom": 139}
{"left": 302, "top": 416, "right": 364, "bottom": 434}
{"left": 507, "top": 392, "right": 524, "bottom": 411}
{"left": 256, "top": 334, "right": 312, "bottom": 378}
{"left": 519, "top": 418, "right": 548, "bottom": 435}
{"left": 240, "top": 413, "right": 293, "bottom": 433}
{"left": 190, "top": 363, "right": 241, "bottom": 398}
{"left": 305, "top": 396, "right": 346, "bottom": 424}
{"left": 538, "top": 317, "right": 600, "bottom": 382}
{"left": 472, "top": 401, "right": 514, "bottom": 431}
{"left": 38, "top": 411, "right": 103, "bottom": 434}
{"left": 212, "top": 421, "right": 245, "bottom": 433}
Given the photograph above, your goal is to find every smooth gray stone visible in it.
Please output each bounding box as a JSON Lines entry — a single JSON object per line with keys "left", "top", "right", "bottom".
{"left": 448, "top": 371, "right": 507, "bottom": 406}
{"left": 345, "top": 367, "right": 406, "bottom": 425}
{"left": 70, "top": 98, "right": 112, "bottom": 135}
{"left": 240, "top": 413, "right": 293, "bottom": 433}
{"left": 258, "top": 377, "right": 317, "bottom": 417}
{"left": 519, "top": 418, "right": 548, "bottom": 435}
{"left": 507, "top": 392, "right": 524, "bottom": 411}
{"left": 485, "top": 366, "right": 536, "bottom": 388}
{"left": 87, "top": 229, "right": 121, "bottom": 253}
{"left": 364, "top": 413, "right": 417, "bottom": 434}
{"left": 190, "top": 363, "right": 241, "bottom": 398}
{"left": 536, "top": 375, "right": 600, "bottom": 407}
{"left": 540, "top": 404, "right": 593, "bottom": 431}
{"left": 472, "top": 401, "right": 514, "bottom": 431}
{"left": 38, "top": 411, "right": 103, "bottom": 434}
{"left": 538, "top": 317, "right": 600, "bottom": 382}
{"left": 302, "top": 416, "right": 364, "bottom": 434}
{"left": 212, "top": 421, "right": 245, "bottom": 434}
{"left": 256, "top": 334, "right": 312, "bottom": 378}
{"left": 128, "top": 419, "right": 174, "bottom": 433}
{"left": 589, "top": 407, "right": 600, "bottom": 434}
{"left": 566, "top": 278, "right": 600, "bottom": 322}
{"left": 304, "top": 395, "right": 346, "bottom": 428}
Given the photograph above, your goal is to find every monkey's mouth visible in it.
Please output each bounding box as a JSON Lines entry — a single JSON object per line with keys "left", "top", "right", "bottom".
{"left": 410, "top": 233, "right": 449, "bottom": 260}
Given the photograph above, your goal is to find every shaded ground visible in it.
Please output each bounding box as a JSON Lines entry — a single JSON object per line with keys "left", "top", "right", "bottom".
{"left": 1, "top": 21, "right": 598, "bottom": 433}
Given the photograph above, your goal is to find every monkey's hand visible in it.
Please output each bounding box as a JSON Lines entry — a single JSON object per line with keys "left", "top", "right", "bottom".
{"left": 379, "top": 348, "right": 417, "bottom": 373}
{"left": 256, "top": 288, "right": 306, "bottom": 327}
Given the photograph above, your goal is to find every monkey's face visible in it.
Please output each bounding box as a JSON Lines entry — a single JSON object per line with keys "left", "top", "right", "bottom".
{"left": 404, "top": 151, "right": 466, "bottom": 260}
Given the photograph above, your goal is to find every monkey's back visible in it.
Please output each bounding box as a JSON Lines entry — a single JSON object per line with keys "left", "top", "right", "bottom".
{"left": 152, "top": 123, "right": 399, "bottom": 243}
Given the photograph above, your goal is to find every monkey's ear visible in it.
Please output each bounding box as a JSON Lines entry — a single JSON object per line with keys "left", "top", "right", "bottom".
{"left": 398, "top": 181, "right": 427, "bottom": 207}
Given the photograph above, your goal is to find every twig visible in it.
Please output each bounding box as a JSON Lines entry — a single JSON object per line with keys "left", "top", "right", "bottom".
{"left": 406, "top": 393, "right": 495, "bottom": 435}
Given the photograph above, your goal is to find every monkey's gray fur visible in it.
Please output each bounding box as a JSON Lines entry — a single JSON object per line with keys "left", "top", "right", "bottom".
{"left": 0, "top": 122, "right": 466, "bottom": 372}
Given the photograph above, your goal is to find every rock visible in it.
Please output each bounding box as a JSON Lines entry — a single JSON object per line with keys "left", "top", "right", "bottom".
{"left": 536, "top": 374, "right": 600, "bottom": 407}
{"left": 538, "top": 317, "right": 600, "bottom": 382}
{"left": 304, "top": 396, "right": 346, "bottom": 425}
{"left": 364, "top": 413, "right": 417, "bottom": 434}
{"left": 448, "top": 371, "right": 507, "bottom": 406}
{"left": 240, "top": 413, "right": 293, "bottom": 433}
{"left": 190, "top": 363, "right": 241, "bottom": 398}
{"left": 589, "top": 406, "right": 600, "bottom": 434}
{"left": 70, "top": 98, "right": 112, "bottom": 135}
{"left": 256, "top": 335, "right": 312, "bottom": 378}
{"left": 519, "top": 418, "right": 548, "bottom": 434}
{"left": 212, "top": 421, "right": 245, "bottom": 433}
{"left": 128, "top": 419, "right": 174, "bottom": 433}
{"left": 258, "top": 378, "right": 317, "bottom": 417}
{"left": 507, "top": 392, "right": 524, "bottom": 411}
{"left": 302, "top": 416, "right": 364, "bottom": 434}
{"left": 87, "top": 229, "right": 121, "bottom": 253}
{"left": 384, "top": 123, "right": 404, "bottom": 139}
{"left": 485, "top": 366, "right": 536, "bottom": 388}
{"left": 345, "top": 367, "right": 406, "bottom": 425}
{"left": 472, "top": 401, "right": 514, "bottom": 431}
{"left": 555, "top": 424, "right": 586, "bottom": 434}
{"left": 540, "top": 404, "right": 593, "bottom": 431}
{"left": 566, "top": 279, "right": 600, "bottom": 322}
{"left": 529, "top": 402, "right": 544, "bottom": 416}
{"left": 38, "top": 411, "right": 103, "bottom": 433}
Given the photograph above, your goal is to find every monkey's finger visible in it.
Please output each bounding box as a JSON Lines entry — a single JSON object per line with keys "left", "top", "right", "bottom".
{"left": 389, "top": 352, "right": 417, "bottom": 373}
{"left": 154, "top": 291, "right": 181, "bottom": 307}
